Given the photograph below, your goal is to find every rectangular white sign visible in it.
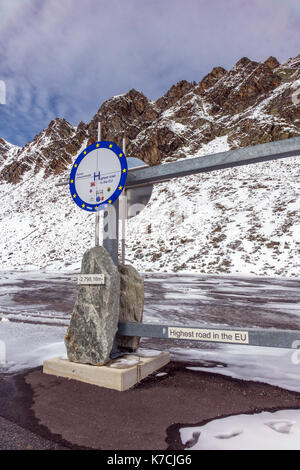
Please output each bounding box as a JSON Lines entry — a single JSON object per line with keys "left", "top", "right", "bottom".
{"left": 168, "top": 327, "right": 249, "bottom": 344}
{"left": 78, "top": 274, "right": 105, "bottom": 285}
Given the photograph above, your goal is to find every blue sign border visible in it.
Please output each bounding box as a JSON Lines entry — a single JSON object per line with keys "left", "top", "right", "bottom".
{"left": 69, "top": 141, "right": 128, "bottom": 212}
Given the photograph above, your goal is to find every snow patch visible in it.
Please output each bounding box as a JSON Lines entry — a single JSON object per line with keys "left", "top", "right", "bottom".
{"left": 180, "top": 410, "right": 300, "bottom": 450}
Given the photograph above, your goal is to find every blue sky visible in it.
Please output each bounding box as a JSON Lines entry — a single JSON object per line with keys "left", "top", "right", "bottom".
{"left": 0, "top": 0, "right": 300, "bottom": 146}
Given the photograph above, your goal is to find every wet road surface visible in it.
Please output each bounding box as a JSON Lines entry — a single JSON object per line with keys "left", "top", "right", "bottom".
{"left": 0, "top": 272, "right": 300, "bottom": 329}
{"left": 1, "top": 270, "right": 300, "bottom": 360}
{"left": 0, "top": 271, "right": 299, "bottom": 330}
{"left": 1, "top": 271, "right": 300, "bottom": 450}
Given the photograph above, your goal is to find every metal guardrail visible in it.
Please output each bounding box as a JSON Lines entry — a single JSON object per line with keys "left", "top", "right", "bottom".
{"left": 126, "top": 136, "right": 300, "bottom": 188}
{"left": 116, "top": 136, "right": 300, "bottom": 350}
{"left": 60, "top": 135, "right": 300, "bottom": 350}
{"left": 56, "top": 136, "right": 300, "bottom": 188}
{"left": 118, "top": 322, "right": 300, "bottom": 349}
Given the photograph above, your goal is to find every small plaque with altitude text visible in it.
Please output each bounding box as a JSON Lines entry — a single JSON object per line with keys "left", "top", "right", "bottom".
{"left": 78, "top": 274, "right": 105, "bottom": 285}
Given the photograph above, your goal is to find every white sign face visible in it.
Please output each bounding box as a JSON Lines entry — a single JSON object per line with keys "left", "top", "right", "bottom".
{"left": 75, "top": 148, "right": 121, "bottom": 205}
{"left": 78, "top": 274, "right": 105, "bottom": 285}
{"left": 168, "top": 327, "right": 249, "bottom": 344}
{"left": 70, "top": 141, "right": 128, "bottom": 212}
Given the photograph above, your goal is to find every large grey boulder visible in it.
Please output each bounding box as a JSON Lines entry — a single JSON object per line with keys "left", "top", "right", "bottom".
{"left": 117, "top": 264, "right": 144, "bottom": 351}
{"left": 65, "top": 246, "right": 120, "bottom": 365}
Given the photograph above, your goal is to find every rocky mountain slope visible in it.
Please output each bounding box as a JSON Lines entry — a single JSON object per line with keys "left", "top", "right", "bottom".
{"left": 0, "top": 54, "right": 299, "bottom": 276}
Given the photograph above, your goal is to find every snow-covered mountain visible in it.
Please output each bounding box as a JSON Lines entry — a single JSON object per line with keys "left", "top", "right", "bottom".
{"left": 0, "top": 55, "right": 299, "bottom": 276}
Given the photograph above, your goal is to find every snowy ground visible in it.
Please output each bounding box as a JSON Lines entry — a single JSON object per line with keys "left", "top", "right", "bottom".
{"left": 1, "top": 271, "right": 300, "bottom": 449}
{"left": 1, "top": 271, "right": 300, "bottom": 388}
{"left": 0, "top": 136, "right": 299, "bottom": 277}
{"left": 180, "top": 410, "right": 300, "bottom": 450}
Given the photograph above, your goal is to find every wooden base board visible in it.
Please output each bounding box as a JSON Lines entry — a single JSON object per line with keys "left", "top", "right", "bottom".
{"left": 43, "top": 351, "right": 170, "bottom": 391}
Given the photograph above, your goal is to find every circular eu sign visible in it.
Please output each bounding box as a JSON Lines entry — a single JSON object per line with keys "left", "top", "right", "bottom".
{"left": 69, "top": 141, "right": 128, "bottom": 212}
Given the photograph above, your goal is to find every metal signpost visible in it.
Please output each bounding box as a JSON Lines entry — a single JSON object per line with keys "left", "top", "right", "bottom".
{"left": 120, "top": 156, "right": 153, "bottom": 264}
{"left": 95, "top": 122, "right": 101, "bottom": 246}
{"left": 120, "top": 137, "right": 126, "bottom": 265}
{"left": 66, "top": 131, "right": 300, "bottom": 352}
{"left": 126, "top": 157, "right": 153, "bottom": 219}
{"left": 69, "top": 123, "right": 128, "bottom": 265}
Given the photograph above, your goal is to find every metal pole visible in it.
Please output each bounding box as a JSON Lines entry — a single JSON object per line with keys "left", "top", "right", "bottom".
{"left": 95, "top": 122, "right": 101, "bottom": 246}
{"left": 103, "top": 201, "right": 119, "bottom": 265}
{"left": 108, "top": 136, "right": 126, "bottom": 359}
{"left": 121, "top": 136, "right": 126, "bottom": 265}
{"left": 56, "top": 136, "right": 300, "bottom": 188}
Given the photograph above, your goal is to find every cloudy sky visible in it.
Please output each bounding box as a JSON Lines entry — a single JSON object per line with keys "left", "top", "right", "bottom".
{"left": 0, "top": 0, "right": 300, "bottom": 146}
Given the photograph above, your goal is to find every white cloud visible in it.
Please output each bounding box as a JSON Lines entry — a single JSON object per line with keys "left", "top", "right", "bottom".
{"left": 0, "top": 0, "right": 300, "bottom": 145}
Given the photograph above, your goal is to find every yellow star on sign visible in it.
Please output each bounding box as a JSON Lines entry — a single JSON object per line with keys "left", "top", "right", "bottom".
{"left": 123, "top": 169, "right": 127, "bottom": 173}
{"left": 94, "top": 206, "right": 98, "bottom": 210}
{"left": 108, "top": 200, "right": 112, "bottom": 204}
{"left": 118, "top": 186, "right": 122, "bottom": 190}
{"left": 119, "top": 153, "right": 123, "bottom": 157}
{"left": 82, "top": 204, "right": 85, "bottom": 208}
{"left": 109, "top": 144, "right": 113, "bottom": 148}
{"left": 73, "top": 194, "right": 76, "bottom": 198}
{"left": 84, "top": 151, "right": 87, "bottom": 154}
{"left": 71, "top": 179, "right": 74, "bottom": 183}
{"left": 96, "top": 144, "right": 99, "bottom": 147}
{"left": 74, "top": 164, "right": 77, "bottom": 167}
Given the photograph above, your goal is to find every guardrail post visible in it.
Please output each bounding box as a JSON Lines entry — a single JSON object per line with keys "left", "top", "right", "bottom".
{"left": 103, "top": 200, "right": 119, "bottom": 266}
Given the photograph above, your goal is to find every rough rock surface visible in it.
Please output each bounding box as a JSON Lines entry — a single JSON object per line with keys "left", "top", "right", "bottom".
{"left": 117, "top": 264, "right": 144, "bottom": 351}
{"left": 1, "top": 53, "right": 300, "bottom": 278}
{"left": 0, "top": 118, "right": 87, "bottom": 183}
{"left": 65, "top": 246, "right": 120, "bottom": 365}
{"left": 2, "top": 53, "right": 300, "bottom": 185}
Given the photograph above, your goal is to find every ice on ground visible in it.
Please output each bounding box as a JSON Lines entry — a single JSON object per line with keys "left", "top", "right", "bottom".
{"left": 109, "top": 356, "right": 141, "bottom": 368}
{"left": 135, "top": 348, "right": 163, "bottom": 357}
{"left": 1, "top": 271, "right": 300, "bottom": 393}
{"left": 0, "top": 321, "right": 67, "bottom": 373}
{"left": 170, "top": 344, "right": 300, "bottom": 392}
{"left": 2, "top": 315, "right": 300, "bottom": 392}
{"left": 180, "top": 410, "right": 300, "bottom": 450}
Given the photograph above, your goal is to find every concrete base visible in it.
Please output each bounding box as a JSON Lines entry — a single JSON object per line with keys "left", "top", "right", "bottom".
{"left": 43, "top": 351, "right": 170, "bottom": 391}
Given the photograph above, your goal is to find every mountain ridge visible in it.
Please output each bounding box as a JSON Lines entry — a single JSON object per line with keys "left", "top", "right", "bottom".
{"left": 1, "top": 53, "right": 300, "bottom": 182}
{"left": 0, "top": 54, "right": 299, "bottom": 276}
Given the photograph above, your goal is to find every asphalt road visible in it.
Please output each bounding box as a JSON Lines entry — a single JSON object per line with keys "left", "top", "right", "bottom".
{"left": 0, "top": 271, "right": 300, "bottom": 450}
{"left": 0, "top": 415, "right": 67, "bottom": 450}
{"left": 1, "top": 362, "right": 300, "bottom": 450}
{"left": 1, "top": 271, "right": 300, "bottom": 330}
